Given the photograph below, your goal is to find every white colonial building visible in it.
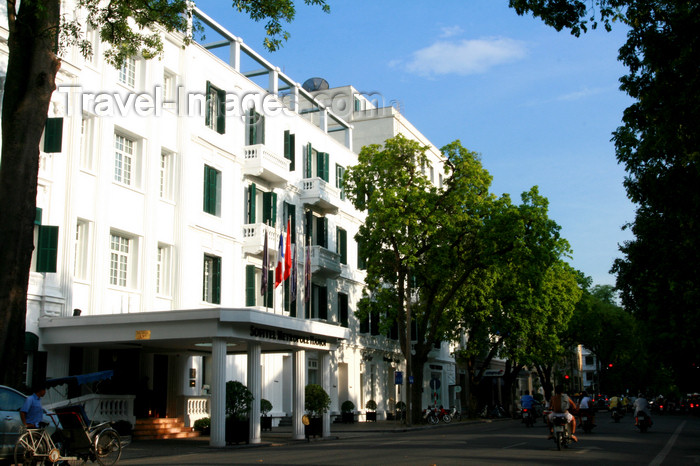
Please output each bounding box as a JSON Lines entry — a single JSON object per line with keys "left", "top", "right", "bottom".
{"left": 1, "top": 2, "right": 457, "bottom": 445}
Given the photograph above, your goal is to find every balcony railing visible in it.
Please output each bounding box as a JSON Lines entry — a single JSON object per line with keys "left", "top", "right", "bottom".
{"left": 299, "top": 177, "right": 340, "bottom": 215}
{"left": 242, "top": 223, "right": 281, "bottom": 255}
{"left": 310, "top": 245, "right": 341, "bottom": 279}
{"left": 242, "top": 144, "right": 290, "bottom": 183}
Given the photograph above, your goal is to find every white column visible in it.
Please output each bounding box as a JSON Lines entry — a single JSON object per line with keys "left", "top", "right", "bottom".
{"left": 230, "top": 39, "right": 241, "bottom": 71}
{"left": 292, "top": 85, "right": 300, "bottom": 113}
{"left": 321, "top": 351, "right": 331, "bottom": 437}
{"left": 292, "top": 350, "right": 306, "bottom": 440}
{"left": 320, "top": 107, "right": 328, "bottom": 132}
{"left": 210, "top": 338, "right": 227, "bottom": 447}
{"left": 247, "top": 342, "right": 262, "bottom": 444}
{"left": 269, "top": 68, "right": 279, "bottom": 95}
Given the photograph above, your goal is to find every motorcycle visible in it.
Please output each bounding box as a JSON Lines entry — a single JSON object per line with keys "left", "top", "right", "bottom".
{"left": 522, "top": 407, "right": 535, "bottom": 427}
{"left": 551, "top": 415, "right": 573, "bottom": 450}
{"left": 450, "top": 406, "right": 462, "bottom": 422}
{"left": 636, "top": 411, "right": 652, "bottom": 433}
{"left": 579, "top": 409, "right": 595, "bottom": 433}
{"left": 611, "top": 406, "right": 624, "bottom": 423}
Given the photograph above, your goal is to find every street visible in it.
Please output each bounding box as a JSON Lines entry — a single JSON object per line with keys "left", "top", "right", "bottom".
{"left": 119, "top": 414, "right": 700, "bottom": 465}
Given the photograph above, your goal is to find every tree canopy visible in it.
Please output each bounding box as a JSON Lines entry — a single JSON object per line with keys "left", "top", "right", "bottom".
{"left": 509, "top": 0, "right": 700, "bottom": 392}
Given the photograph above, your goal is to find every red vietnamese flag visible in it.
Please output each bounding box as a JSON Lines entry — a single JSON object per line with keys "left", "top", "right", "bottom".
{"left": 274, "top": 229, "right": 284, "bottom": 288}
{"left": 284, "top": 218, "right": 292, "bottom": 280}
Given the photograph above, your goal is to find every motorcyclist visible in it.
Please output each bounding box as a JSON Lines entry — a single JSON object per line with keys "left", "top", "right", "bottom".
{"left": 548, "top": 384, "right": 578, "bottom": 442}
{"left": 633, "top": 393, "right": 652, "bottom": 426}
{"left": 609, "top": 394, "right": 624, "bottom": 417}
{"left": 520, "top": 390, "right": 535, "bottom": 422}
{"left": 578, "top": 390, "right": 596, "bottom": 426}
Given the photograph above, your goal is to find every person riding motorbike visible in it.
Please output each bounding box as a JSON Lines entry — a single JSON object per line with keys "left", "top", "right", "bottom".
{"left": 548, "top": 384, "right": 578, "bottom": 442}
{"left": 609, "top": 394, "right": 624, "bottom": 419}
{"left": 633, "top": 393, "right": 652, "bottom": 426}
{"left": 578, "top": 390, "right": 596, "bottom": 427}
{"left": 521, "top": 390, "right": 535, "bottom": 423}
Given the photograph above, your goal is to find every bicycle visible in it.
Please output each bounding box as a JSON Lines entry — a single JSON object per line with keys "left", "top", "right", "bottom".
{"left": 14, "top": 406, "right": 122, "bottom": 465}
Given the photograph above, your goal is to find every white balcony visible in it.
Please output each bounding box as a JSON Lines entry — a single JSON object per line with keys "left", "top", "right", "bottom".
{"left": 242, "top": 223, "right": 281, "bottom": 256}
{"left": 299, "top": 177, "right": 340, "bottom": 215}
{"left": 310, "top": 245, "right": 341, "bottom": 279}
{"left": 242, "top": 144, "right": 290, "bottom": 184}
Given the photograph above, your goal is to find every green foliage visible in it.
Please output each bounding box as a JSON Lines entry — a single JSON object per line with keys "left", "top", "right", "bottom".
{"left": 304, "top": 384, "right": 330, "bottom": 417}
{"left": 260, "top": 398, "right": 273, "bottom": 416}
{"left": 225, "top": 381, "right": 254, "bottom": 420}
{"left": 194, "top": 417, "right": 211, "bottom": 432}
{"left": 395, "top": 401, "right": 406, "bottom": 412}
{"left": 365, "top": 399, "right": 377, "bottom": 411}
{"left": 341, "top": 400, "right": 355, "bottom": 413}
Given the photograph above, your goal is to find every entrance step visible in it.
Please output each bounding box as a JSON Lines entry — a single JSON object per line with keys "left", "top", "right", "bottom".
{"left": 278, "top": 416, "right": 292, "bottom": 427}
{"left": 132, "top": 417, "right": 200, "bottom": 440}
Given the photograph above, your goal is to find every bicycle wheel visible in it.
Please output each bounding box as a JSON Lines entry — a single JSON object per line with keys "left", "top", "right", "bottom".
{"left": 428, "top": 413, "right": 439, "bottom": 425}
{"left": 94, "top": 429, "right": 122, "bottom": 466}
{"left": 441, "top": 414, "right": 452, "bottom": 423}
{"left": 14, "top": 430, "right": 49, "bottom": 465}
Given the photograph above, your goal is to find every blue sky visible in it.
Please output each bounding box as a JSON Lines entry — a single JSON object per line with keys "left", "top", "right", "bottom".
{"left": 195, "top": 0, "right": 635, "bottom": 287}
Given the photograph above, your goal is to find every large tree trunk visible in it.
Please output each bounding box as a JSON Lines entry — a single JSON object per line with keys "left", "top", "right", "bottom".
{"left": 0, "top": 0, "right": 61, "bottom": 388}
{"left": 503, "top": 360, "right": 524, "bottom": 415}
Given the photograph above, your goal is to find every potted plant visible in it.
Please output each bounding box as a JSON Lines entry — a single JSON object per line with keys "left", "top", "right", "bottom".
{"left": 225, "top": 380, "right": 253, "bottom": 444}
{"left": 340, "top": 400, "right": 355, "bottom": 424}
{"left": 386, "top": 398, "right": 396, "bottom": 420}
{"left": 260, "top": 398, "right": 273, "bottom": 431}
{"left": 304, "top": 384, "right": 330, "bottom": 438}
{"left": 193, "top": 417, "right": 210, "bottom": 435}
{"left": 365, "top": 399, "right": 377, "bottom": 422}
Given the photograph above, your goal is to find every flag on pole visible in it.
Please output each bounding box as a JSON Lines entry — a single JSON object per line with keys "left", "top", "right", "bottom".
{"left": 290, "top": 241, "right": 297, "bottom": 303}
{"left": 304, "top": 237, "right": 311, "bottom": 302}
{"left": 261, "top": 229, "right": 268, "bottom": 296}
{"left": 275, "top": 229, "right": 284, "bottom": 288}
{"left": 284, "top": 218, "right": 292, "bottom": 280}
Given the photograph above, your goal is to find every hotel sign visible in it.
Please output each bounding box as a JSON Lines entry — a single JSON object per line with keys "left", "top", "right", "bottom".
{"left": 135, "top": 330, "right": 151, "bottom": 340}
{"left": 250, "top": 325, "right": 327, "bottom": 347}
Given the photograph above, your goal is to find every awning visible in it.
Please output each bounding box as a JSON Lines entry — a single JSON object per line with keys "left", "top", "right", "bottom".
{"left": 45, "top": 370, "right": 114, "bottom": 389}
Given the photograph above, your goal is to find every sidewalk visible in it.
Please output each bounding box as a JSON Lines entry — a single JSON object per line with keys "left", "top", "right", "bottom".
{"left": 120, "top": 418, "right": 506, "bottom": 461}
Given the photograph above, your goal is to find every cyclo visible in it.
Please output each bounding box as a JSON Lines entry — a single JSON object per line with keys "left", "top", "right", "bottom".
{"left": 14, "top": 371, "right": 122, "bottom": 465}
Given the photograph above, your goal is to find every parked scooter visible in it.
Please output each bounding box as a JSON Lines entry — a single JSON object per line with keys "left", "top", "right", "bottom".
{"left": 450, "top": 406, "right": 462, "bottom": 422}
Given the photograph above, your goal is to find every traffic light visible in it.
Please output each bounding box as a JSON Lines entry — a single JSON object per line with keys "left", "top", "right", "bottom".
{"left": 564, "top": 374, "right": 570, "bottom": 380}
{"left": 608, "top": 363, "right": 613, "bottom": 368}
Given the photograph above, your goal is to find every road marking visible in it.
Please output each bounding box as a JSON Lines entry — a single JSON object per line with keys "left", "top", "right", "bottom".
{"left": 648, "top": 420, "right": 686, "bottom": 466}
{"left": 502, "top": 442, "right": 527, "bottom": 449}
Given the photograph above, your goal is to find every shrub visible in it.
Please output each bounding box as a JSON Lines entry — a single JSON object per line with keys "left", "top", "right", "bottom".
{"left": 396, "top": 401, "right": 407, "bottom": 412}
{"left": 365, "top": 399, "right": 377, "bottom": 411}
{"left": 341, "top": 400, "right": 355, "bottom": 413}
{"left": 305, "top": 384, "right": 330, "bottom": 417}
{"left": 260, "top": 398, "right": 273, "bottom": 416}
{"left": 194, "top": 417, "right": 210, "bottom": 432}
{"left": 225, "top": 380, "right": 254, "bottom": 420}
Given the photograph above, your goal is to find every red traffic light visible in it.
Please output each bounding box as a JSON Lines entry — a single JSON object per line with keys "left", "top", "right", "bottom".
{"left": 608, "top": 363, "right": 613, "bottom": 368}
{"left": 564, "top": 374, "right": 570, "bottom": 379}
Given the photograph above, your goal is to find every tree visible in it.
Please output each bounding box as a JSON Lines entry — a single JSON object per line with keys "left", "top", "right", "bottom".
{"left": 0, "top": 0, "right": 329, "bottom": 388}
{"left": 345, "top": 135, "right": 572, "bottom": 421}
{"left": 509, "top": 0, "right": 700, "bottom": 392}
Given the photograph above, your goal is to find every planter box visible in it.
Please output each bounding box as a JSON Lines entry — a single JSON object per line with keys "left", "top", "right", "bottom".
{"left": 366, "top": 411, "right": 377, "bottom": 422}
{"left": 225, "top": 418, "right": 249, "bottom": 445}
{"left": 341, "top": 412, "right": 355, "bottom": 424}
{"left": 304, "top": 417, "right": 323, "bottom": 438}
{"left": 261, "top": 416, "right": 272, "bottom": 431}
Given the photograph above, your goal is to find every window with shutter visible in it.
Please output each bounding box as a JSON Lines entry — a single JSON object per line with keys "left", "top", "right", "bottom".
{"left": 284, "top": 130, "right": 296, "bottom": 171}
{"left": 203, "top": 165, "right": 221, "bottom": 216}
{"left": 203, "top": 254, "right": 222, "bottom": 304}
{"left": 304, "top": 143, "right": 313, "bottom": 178}
{"left": 262, "top": 191, "right": 277, "bottom": 226}
{"left": 205, "top": 81, "right": 226, "bottom": 134}
{"left": 339, "top": 293, "right": 349, "bottom": 328}
{"left": 43, "top": 118, "right": 63, "bottom": 153}
{"left": 337, "top": 227, "right": 347, "bottom": 265}
{"left": 335, "top": 164, "right": 345, "bottom": 200}
{"left": 247, "top": 183, "right": 256, "bottom": 223}
{"left": 245, "top": 264, "right": 256, "bottom": 306}
{"left": 247, "top": 108, "right": 265, "bottom": 145}
{"left": 36, "top": 225, "right": 59, "bottom": 273}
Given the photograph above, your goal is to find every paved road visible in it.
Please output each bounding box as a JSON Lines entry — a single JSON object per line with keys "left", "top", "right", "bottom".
{"left": 119, "top": 414, "right": 700, "bottom": 465}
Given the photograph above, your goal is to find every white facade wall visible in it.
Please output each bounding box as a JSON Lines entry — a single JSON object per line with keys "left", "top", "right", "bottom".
{"left": 1, "top": 2, "right": 457, "bottom": 420}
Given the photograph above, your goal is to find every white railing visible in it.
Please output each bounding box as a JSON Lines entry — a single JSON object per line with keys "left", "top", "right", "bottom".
{"left": 242, "top": 223, "right": 281, "bottom": 255}
{"left": 184, "top": 396, "right": 211, "bottom": 427}
{"left": 46, "top": 394, "right": 135, "bottom": 426}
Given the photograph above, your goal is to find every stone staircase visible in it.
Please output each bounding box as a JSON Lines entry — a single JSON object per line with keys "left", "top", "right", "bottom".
{"left": 132, "top": 418, "right": 200, "bottom": 440}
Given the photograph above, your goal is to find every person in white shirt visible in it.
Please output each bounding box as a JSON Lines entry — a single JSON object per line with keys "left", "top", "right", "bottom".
{"left": 578, "top": 390, "right": 596, "bottom": 426}
{"left": 633, "top": 394, "right": 651, "bottom": 425}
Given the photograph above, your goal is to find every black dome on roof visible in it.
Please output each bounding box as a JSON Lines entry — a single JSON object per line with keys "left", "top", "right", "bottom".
{"left": 302, "top": 77, "right": 329, "bottom": 92}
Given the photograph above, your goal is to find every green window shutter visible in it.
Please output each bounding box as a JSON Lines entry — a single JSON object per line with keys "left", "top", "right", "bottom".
{"left": 35, "top": 208, "right": 43, "bottom": 226}
{"left": 247, "top": 108, "right": 254, "bottom": 144}
{"left": 259, "top": 112, "right": 265, "bottom": 145}
{"left": 245, "top": 264, "right": 256, "bottom": 306}
{"left": 271, "top": 192, "right": 277, "bottom": 227}
{"left": 284, "top": 131, "right": 296, "bottom": 171}
{"left": 205, "top": 81, "right": 212, "bottom": 128}
{"left": 284, "top": 202, "right": 296, "bottom": 243}
{"left": 316, "top": 150, "right": 324, "bottom": 179}
{"left": 305, "top": 210, "right": 313, "bottom": 243}
{"left": 354, "top": 97, "right": 361, "bottom": 112}
{"left": 248, "top": 183, "right": 256, "bottom": 224}
{"left": 357, "top": 240, "right": 367, "bottom": 270}
{"left": 36, "top": 225, "right": 59, "bottom": 273}
{"left": 305, "top": 143, "right": 312, "bottom": 178}
{"left": 213, "top": 257, "right": 221, "bottom": 304}
{"left": 336, "top": 164, "right": 345, "bottom": 200}
{"left": 339, "top": 293, "right": 348, "bottom": 328}
{"left": 203, "top": 165, "right": 219, "bottom": 215}
{"left": 43, "top": 118, "right": 63, "bottom": 153}
{"left": 289, "top": 133, "right": 295, "bottom": 171}
{"left": 337, "top": 228, "right": 347, "bottom": 265}
{"left": 266, "top": 270, "right": 274, "bottom": 307}
{"left": 319, "top": 286, "right": 327, "bottom": 320}
{"left": 322, "top": 153, "right": 329, "bottom": 182}
{"left": 262, "top": 191, "right": 273, "bottom": 225}
{"left": 216, "top": 88, "right": 226, "bottom": 134}
{"left": 321, "top": 217, "right": 328, "bottom": 248}
{"left": 315, "top": 216, "right": 324, "bottom": 247}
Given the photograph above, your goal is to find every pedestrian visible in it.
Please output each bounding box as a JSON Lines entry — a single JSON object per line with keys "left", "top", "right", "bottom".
{"left": 20, "top": 383, "right": 47, "bottom": 428}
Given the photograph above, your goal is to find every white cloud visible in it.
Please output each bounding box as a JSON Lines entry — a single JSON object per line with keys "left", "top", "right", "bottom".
{"left": 557, "top": 87, "right": 605, "bottom": 102}
{"left": 404, "top": 37, "right": 527, "bottom": 77}
{"left": 440, "top": 26, "right": 464, "bottom": 38}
